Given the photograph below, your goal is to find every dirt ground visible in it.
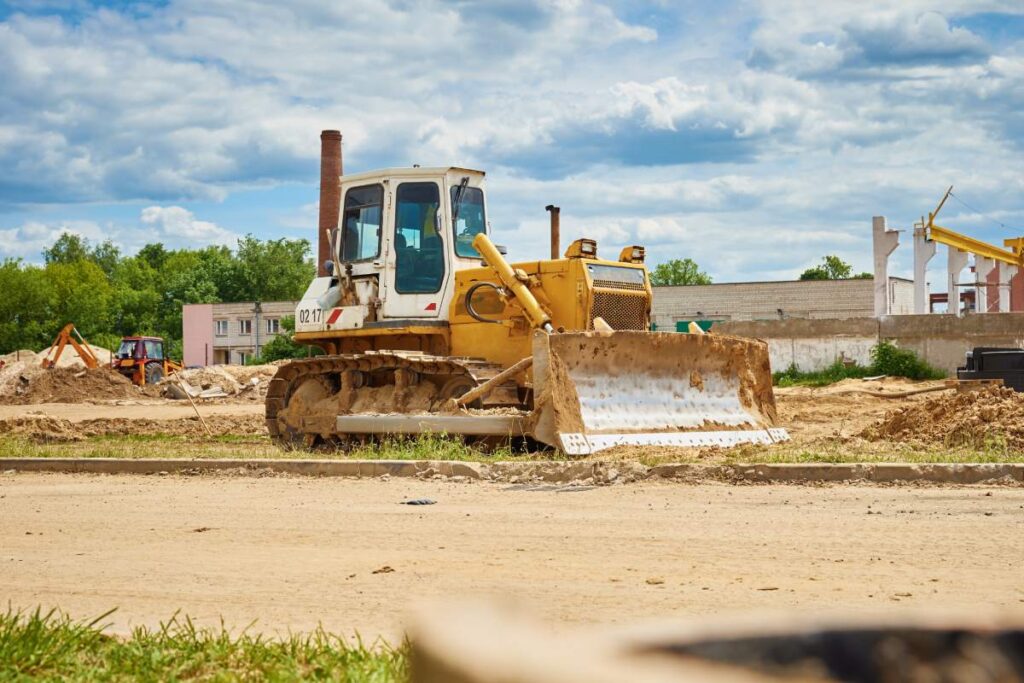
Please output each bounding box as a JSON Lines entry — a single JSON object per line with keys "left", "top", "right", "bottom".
{"left": 1, "top": 473, "right": 1021, "bottom": 641}
{"left": 0, "top": 377, "right": 947, "bottom": 444}
{"left": 0, "top": 401, "right": 264, "bottom": 423}
{"left": 773, "top": 378, "right": 948, "bottom": 442}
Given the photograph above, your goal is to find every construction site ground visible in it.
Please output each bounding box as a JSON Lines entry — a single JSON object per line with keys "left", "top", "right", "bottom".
{"left": 1, "top": 472, "right": 1021, "bottom": 642}
{"left": 2, "top": 367, "right": 1023, "bottom": 647}
{"left": 2, "top": 374, "right": 1022, "bottom": 464}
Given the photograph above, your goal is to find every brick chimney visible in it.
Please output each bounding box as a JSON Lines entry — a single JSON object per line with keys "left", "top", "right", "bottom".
{"left": 318, "top": 130, "right": 343, "bottom": 277}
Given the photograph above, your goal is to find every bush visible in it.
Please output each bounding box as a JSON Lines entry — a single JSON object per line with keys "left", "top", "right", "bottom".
{"left": 248, "top": 315, "right": 322, "bottom": 364}
{"left": 773, "top": 360, "right": 871, "bottom": 387}
{"left": 869, "top": 339, "right": 945, "bottom": 380}
{"left": 773, "top": 340, "right": 945, "bottom": 386}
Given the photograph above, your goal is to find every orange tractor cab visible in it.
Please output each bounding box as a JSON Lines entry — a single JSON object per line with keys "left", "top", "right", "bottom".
{"left": 112, "top": 336, "right": 182, "bottom": 386}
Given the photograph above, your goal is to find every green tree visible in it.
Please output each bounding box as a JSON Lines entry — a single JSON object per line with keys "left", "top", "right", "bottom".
{"left": 109, "top": 257, "right": 162, "bottom": 336}
{"left": 137, "top": 243, "right": 169, "bottom": 271}
{"left": 0, "top": 259, "right": 57, "bottom": 352}
{"left": 799, "top": 255, "right": 856, "bottom": 281}
{"left": 90, "top": 240, "right": 122, "bottom": 277}
{"left": 45, "top": 260, "right": 113, "bottom": 336}
{"left": 249, "top": 316, "right": 320, "bottom": 364}
{"left": 649, "top": 258, "right": 712, "bottom": 286}
{"left": 42, "top": 233, "right": 91, "bottom": 264}
{"left": 231, "top": 236, "right": 313, "bottom": 302}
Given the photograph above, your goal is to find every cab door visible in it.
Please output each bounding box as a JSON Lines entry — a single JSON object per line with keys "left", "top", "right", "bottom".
{"left": 382, "top": 180, "right": 449, "bottom": 319}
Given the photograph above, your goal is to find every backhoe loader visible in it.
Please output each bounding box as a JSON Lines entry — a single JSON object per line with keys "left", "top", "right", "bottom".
{"left": 267, "top": 135, "right": 786, "bottom": 454}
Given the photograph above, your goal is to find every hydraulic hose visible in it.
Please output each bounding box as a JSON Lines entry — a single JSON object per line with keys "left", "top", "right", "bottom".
{"left": 472, "top": 233, "right": 554, "bottom": 333}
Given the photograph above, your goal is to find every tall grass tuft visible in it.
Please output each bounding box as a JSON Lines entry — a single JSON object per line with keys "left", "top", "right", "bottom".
{"left": 0, "top": 607, "right": 409, "bottom": 681}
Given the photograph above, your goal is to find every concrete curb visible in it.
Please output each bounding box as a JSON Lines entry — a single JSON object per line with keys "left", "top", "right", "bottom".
{"left": 1, "top": 458, "right": 1023, "bottom": 486}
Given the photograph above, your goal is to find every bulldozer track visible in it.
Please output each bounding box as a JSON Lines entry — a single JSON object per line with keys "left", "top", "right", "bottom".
{"left": 265, "top": 351, "right": 517, "bottom": 448}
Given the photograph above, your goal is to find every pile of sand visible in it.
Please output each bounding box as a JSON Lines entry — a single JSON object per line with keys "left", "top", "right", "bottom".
{"left": 0, "top": 365, "right": 140, "bottom": 405}
{"left": 35, "top": 344, "right": 114, "bottom": 368}
{"left": 862, "top": 386, "right": 1024, "bottom": 449}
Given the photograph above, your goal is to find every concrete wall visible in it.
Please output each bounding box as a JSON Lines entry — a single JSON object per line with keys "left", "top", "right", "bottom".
{"left": 182, "top": 304, "right": 213, "bottom": 368}
{"left": 652, "top": 277, "right": 911, "bottom": 329}
{"left": 717, "top": 313, "right": 1024, "bottom": 374}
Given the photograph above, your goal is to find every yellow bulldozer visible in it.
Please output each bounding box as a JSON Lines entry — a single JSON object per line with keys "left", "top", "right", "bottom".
{"left": 266, "top": 131, "right": 786, "bottom": 455}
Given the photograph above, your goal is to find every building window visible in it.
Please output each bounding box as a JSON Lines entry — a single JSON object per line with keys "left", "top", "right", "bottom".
{"left": 214, "top": 320, "right": 228, "bottom": 336}
{"left": 266, "top": 318, "right": 280, "bottom": 335}
{"left": 237, "top": 351, "right": 250, "bottom": 365}
{"left": 239, "top": 319, "right": 252, "bottom": 335}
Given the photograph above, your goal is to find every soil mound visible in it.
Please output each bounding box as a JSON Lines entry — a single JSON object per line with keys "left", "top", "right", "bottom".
{"left": 862, "top": 386, "right": 1024, "bottom": 449}
{"left": 0, "top": 413, "right": 265, "bottom": 441}
{"left": 0, "top": 366, "right": 139, "bottom": 405}
{"left": 0, "top": 415, "right": 82, "bottom": 441}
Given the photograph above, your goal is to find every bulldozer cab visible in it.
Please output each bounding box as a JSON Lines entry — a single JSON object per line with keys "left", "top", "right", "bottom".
{"left": 295, "top": 167, "right": 488, "bottom": 333}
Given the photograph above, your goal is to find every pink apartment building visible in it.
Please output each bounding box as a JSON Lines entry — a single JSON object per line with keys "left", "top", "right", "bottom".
{"left": 182, "top": 301, "right": 297, "bottom": 366}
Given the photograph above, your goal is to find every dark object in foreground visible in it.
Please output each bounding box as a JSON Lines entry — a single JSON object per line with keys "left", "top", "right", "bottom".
{"left": 411, "top": 603, "right": 1024, "bottom": 682}
{"left": 958, "top": 347, "right": 1024, "bottom": 391}
{"left": 404, "top": 499, "right": 437, "bottom": 506}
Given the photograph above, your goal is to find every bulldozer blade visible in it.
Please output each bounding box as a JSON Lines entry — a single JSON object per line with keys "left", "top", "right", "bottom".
{"left": 530, "top": 331, "right": 787, "bottom": 456}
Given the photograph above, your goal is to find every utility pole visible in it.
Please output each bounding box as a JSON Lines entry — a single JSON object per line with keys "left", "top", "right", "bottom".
{"left": 253, "top": 301, "right": 262, "bottom": 361}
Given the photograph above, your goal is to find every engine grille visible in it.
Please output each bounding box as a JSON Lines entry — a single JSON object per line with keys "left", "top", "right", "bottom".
{"left": 591, "top": 278, "right": 645, "bottom": 292}
{"left": 591, "top": 291, "right": 648, "bottom": 330}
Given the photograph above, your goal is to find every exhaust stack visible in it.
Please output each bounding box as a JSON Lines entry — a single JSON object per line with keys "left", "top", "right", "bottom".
{"left": 318, "top": 130, "right": 343, "bottom": 277}
{"left": 545, "top": 204, "right": 560, "bottom": 260}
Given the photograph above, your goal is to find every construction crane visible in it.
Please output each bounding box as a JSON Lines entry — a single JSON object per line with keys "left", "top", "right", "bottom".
{"left": 265, "top": 134, "right": 786, "bottom": 455}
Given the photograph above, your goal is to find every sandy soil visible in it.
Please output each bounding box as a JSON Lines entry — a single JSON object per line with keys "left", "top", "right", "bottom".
{"left": 0, "top": 402, "right": 263, "bottom": 423}
{"left": 0, "top": 377, "right": 947, "bottom": 442}
{"left": 1, "top": 473, "right": 1021, "bottom": 641}
{"left": 774, "top": 378, "right": 948, "bottom": 441}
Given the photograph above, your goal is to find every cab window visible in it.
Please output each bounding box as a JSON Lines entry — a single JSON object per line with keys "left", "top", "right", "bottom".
{"left": 144, "top": 340, "right": 163, "bottom": 359}
{"left": 452, "top": 186, "right": 486, "bottom": 258}
{"left": 341, "top": 185, "right": 383, "bottom": 262}
{"left": 394, "top": 182, "right": 444, "bottom": 293}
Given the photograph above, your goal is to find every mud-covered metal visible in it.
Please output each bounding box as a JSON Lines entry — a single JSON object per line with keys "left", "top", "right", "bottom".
{"left": 531, "top": 330, "right": 787, "bottom": 455}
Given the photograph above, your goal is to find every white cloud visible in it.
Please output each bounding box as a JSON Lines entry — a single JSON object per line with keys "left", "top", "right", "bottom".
{"left": 2, "top": 1, "right": 1024, "bottom": 282}
{"left": 139, "top": 206, "right": 238, "bottom": 247}
{"left": 0, "top": 207, "right": 237, "bottom": 262}
{"left": 0, "top": 220, "right": 106, "bottom": 260}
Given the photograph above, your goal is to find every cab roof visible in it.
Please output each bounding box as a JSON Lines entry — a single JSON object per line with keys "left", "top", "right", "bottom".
{"left": 340, "top": 166, "right": 485, "bottom": 183}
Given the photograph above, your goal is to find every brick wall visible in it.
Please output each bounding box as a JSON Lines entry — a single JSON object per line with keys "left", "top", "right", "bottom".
{"left": 651, "top": 277, "right": 911, "bottom": 329}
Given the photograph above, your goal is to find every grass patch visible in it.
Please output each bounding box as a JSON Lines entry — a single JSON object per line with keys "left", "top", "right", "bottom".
{"left": 1, "top": 432, "right": 1020, "bottom": 466}
{"left": 773, "top": 360, "right": 872, "bottom": 388}
{"left": 0, "top": 607, "right": 408, "bottom": 682}
{"left": 774, "top": 340, "right": 946, "bottom": 387}
{"left": 624, "top": 439, "right": 1024, "bottom": 467}
{"left": 0, "top": 432, "right": 560, "bottom": 462}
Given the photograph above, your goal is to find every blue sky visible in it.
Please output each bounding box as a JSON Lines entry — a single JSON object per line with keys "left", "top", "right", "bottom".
{"left": 2, "top": 0, "right": 1024, "bottom": 285}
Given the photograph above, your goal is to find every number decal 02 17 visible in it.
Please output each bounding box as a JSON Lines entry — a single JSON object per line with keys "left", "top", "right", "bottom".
{"left": 298, "top": 308, "right": 323, "bottom": 325}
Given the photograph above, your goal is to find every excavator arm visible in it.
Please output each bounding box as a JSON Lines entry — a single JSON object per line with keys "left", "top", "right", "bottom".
{"left": 40, "top": 323, "right": 100, "bottom": 370}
